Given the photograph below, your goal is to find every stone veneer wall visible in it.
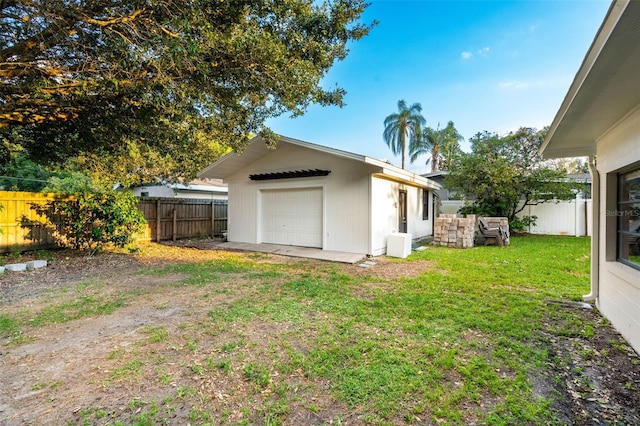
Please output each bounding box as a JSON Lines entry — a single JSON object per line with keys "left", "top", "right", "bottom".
{"left": 433, "top": 214, "right": 476, "bottom": 248}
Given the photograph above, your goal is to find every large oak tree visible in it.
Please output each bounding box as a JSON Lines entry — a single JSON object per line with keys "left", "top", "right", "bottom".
{"left": 0, "top": 0, "right": 373, "bottom": 184}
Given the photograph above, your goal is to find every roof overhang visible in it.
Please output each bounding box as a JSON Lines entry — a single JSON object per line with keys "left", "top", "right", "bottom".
{"left": 540, "top": 0, "right": 640, "bottom": 159}
{"left": 198, "top": 135, "right": 441, "bottom": 190}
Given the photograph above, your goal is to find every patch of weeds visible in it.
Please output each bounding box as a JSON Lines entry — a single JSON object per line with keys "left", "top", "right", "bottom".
{"left": 244, "top": 362, "right": 271, "bottom": 388}
{"left": 107, "top": 348, "right": 126, "bottom": 360}
{"left": 144, "top": 258, "right": 255, "bottom": 286}
{"left": 610, "top": 338, "right": 630, "bottom": 353}
{"left": 29, "top": 294, "right": 128, "bottom": 326}
{"left": 190, "top": 363, "right": 205, "bottom": 375}
{"left": 0, "top": 313, "right": 19, "bottom": 338}
{"left": 76, "top": 406, "right": 114, "bottom": 424}
{"left": 582, "top": 324, "right": 596, "bottom": 339}
{"left": 35, "top": 249, "right": 54, "bottom": 262}
{"left": 31, "top": 380, "right": 62, "bottom": 391}
{"left": 248, "top": 270, "right": 284, "bottom": 280}
{"left": 126, "top": 399, "right": 159, "bottom": 426}
{"left": 109, "top": 359, "right": 147, "bottom": 381}
{"left": 153, "top": 301, "right": 169, "bottom": 310}
{"left": 212, "top": 358, "right": 232, "bottom": 373}
{"left": 185, "top": 338, "right": 198, "bottom": 352}
{"left": 579, "top": 348, "right": 596, "bottom": 361}
{"left": 159, "top": 372, "right": 172, "bottom": 385}
{"left": 264, "top": 399, "right": 289, "bottom": 426}
{"left": 176, "top": 386, "right": 195, "bottom": 398}
{"left": 189, "top": 409, "right": 212, "bottom": 423}
{"left": 10, "top": 244, "right": 21, "bottom": 259}
{"left": 141, "top": 325, "right": 169, "bottom": 343}
{"left": 208, "top": 301, "right": 256, "bottom": 323}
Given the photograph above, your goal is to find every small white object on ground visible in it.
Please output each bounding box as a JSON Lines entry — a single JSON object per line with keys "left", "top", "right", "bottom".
{"left": 5, "top": 263, "right": 27, "bottom": 272}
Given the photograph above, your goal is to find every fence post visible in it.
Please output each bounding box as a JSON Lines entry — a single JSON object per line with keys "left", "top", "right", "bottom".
{"left": 172, "top": 208, "right": 177, "bottom": 241}
{"left": 156, "top": 199, "right": 161, "bottom": 242}
{"left": 211, "top": 201, "right": 215, "bottom": 237}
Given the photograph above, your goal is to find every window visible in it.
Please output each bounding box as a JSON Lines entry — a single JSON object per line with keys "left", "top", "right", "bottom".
{"left": 617, "top": 166, "right": 640, "bottom": 270}
{"left": 422, "top": 189, "right": 429, "bottom": 220}
{"left": 140, "top": 191, "right": 149, "bottom": 197}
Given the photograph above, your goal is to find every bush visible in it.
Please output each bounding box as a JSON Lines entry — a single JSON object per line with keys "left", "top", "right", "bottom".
{"left": 509, "top": 215, "right": 537, "bottom": 234}
{"left": 33, "top": 189, "right": 146, "bottom": 252}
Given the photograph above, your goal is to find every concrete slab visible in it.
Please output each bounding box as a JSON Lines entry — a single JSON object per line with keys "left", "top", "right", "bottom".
{"left": 216, "top": 242, "right": 365, "bottom": 264}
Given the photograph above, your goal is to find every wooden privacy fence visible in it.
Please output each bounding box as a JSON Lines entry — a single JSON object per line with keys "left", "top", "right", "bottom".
{"left": 0, "top": 191, "right": 228, "bottom": 253}
{"left": 0, "top": 191, "right": 66, "bottom": 253}
{"left": 134, "top": 197, "right": 227, "bottom": 242}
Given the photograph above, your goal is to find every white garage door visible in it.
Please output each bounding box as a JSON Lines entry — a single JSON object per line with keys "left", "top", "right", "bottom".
{"left": 261, "top": 188, "right": 323, "bottom": 248}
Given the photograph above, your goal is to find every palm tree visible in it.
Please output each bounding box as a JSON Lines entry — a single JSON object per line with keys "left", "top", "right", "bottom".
{"left": 383, "top": 100, "right": 426, "bottom": 169}
{"left": 410, "top": 121, "right": 463, "bottom": 172}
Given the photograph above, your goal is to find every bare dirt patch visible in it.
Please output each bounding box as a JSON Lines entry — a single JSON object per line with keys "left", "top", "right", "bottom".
{"left": 1, "top": 241, "right": 639, "bottom": 425}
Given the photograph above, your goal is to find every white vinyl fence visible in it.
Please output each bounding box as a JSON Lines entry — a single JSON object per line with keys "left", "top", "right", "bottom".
{"left": 439, "top": 195, "right": 592, "bottom": 236}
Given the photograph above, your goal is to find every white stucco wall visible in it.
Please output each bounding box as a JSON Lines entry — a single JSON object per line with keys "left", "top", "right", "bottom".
{"left": 596, "top": 104, "right": 640, "bottom": 354}
{"left": 370, "top": 177, "right": 433, "bottom": 256}
{"left": 224, "top": 143, "right": 372, "bottom": 254}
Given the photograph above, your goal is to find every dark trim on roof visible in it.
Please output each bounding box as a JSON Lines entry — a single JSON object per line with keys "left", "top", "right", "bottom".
{"left": 249, "top": 169, "right": 331, "bottom": 181}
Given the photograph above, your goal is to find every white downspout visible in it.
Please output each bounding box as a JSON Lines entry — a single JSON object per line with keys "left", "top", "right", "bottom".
{"left": 584, "top": 155, "right": 599, "bottom": 302}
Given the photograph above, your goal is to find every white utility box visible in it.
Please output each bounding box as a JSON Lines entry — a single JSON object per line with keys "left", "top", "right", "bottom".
{"left": 386, "top": 233, "right": 412, "bottom": 258}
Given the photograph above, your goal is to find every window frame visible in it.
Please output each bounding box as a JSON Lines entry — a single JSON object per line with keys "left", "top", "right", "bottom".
{"left": 616, "top": 164, "right": 640, "bottom": 271}
{"left": 422, "top": 189, "right": 429, "bottom": 221}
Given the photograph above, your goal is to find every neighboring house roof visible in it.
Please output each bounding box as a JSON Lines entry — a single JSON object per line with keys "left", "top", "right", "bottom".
{"left": 566, "top": 173, "right": 592, "bottom": 183}
{"left": 540, "top": 0, "right": 640, "bottom": 158}
{"left": 421, "top": 171, "right": 449, "bottom": 179}
{"left": 164, "top": 179, "right": 228, "bottom": 194}
{"left": 199, "top": 135, "right": 441, "bottom": 190}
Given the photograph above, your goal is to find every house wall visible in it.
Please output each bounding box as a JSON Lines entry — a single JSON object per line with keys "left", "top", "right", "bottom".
{"left": 370, "top": 177, "right": 433, "bottom": 256}
{"left": 225, "top": 143, "right": 372, "bottom": 254}
{"left": 596, "top": 105, "right": 640, "bottom": 354}
{"left": 131, "top": 186, "right": 176, "bottom": 198}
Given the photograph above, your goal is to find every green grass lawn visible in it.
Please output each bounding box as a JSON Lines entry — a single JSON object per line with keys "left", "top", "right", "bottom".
{"left": 1, "top": 235, "right": 594, "bottom": 425}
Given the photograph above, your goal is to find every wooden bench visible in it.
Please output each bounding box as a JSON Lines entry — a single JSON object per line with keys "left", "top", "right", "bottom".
{"left": 478, "top": 217, "right": 509, "bottom": 246}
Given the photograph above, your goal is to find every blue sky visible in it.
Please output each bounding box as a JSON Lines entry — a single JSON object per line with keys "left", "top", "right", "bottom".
{"left": 266, "top": 0, "right": 611, "bottom": 173}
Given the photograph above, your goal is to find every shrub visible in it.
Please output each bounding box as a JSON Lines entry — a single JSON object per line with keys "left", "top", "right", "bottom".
{"left": 33, "top": 189, "right": 146, "bottom": 252}
{"left": 509, "top": 215, "right": 538, "bottom": 234}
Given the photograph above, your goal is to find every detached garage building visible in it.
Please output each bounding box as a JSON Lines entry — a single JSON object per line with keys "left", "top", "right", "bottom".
{"left": 199, "top": 135, "right": 440, "bottom": 256}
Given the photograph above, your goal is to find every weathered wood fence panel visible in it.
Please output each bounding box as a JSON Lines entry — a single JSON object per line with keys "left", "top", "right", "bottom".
{"left": 136, "top": 197, "right": 228, "bottom": 242}
{"left": 0, "top": 192, "right": 228, "bottom": 252}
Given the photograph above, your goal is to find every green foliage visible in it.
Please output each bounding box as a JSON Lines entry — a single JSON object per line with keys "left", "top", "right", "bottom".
{"left": 383, "top": 100, "right": 426, "bottom": 169}
{"left": 42, "top": 171, "right": 98, "bottom": 194}
{"left": 447, "top": 127, "right": 579, "bottom": 222}
{"left": 509, "top": 215, "right": 538, "bottom": 233}
{"left": 0, "top": 0, "right": 375, "bottom": 184}
{"left": 31, "top": 188, "right": 146, "bottom": 251}
{"left": 410, "top": 120, "right": 464, "bottom": 172}
{"left": 0, "top": 154, "right": 51, "bottom": 191}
